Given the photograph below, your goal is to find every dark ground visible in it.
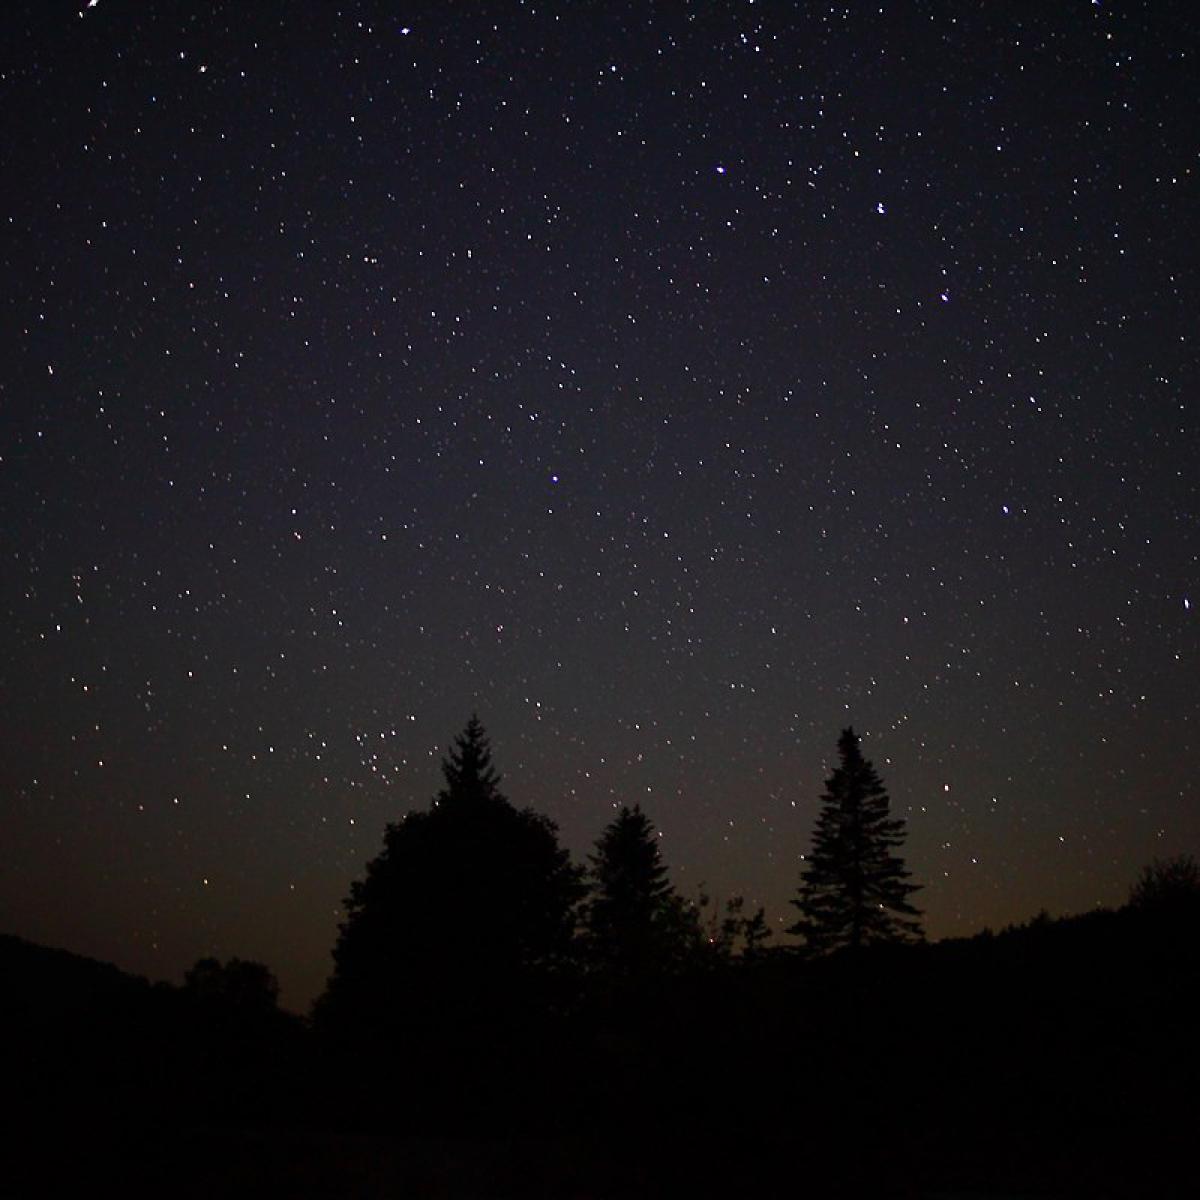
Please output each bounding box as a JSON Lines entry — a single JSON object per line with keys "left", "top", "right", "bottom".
{"left": 4, "top": 908, "right": 1196, "bottom": 1199}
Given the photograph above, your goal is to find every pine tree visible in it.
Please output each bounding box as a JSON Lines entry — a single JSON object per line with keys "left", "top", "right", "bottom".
{"left": 583, "top": 804, "right": 701, "bottom": 978}
{"left": 790, "top": 727, "right": 922, "bottom": 953}
{"left": 436, "top": 713, "right": 505, "bottom": 807}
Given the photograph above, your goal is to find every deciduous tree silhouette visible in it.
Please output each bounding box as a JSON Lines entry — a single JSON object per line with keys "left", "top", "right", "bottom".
{"left": 711, "top": 894, "right": 773, "bottom": 961}
{"left": 1128, "top": 854, "right": 1200, "bottom": 913}
{"left": 184, "top": 957, "right": 280, "bottom": 1016}
{"left": 316, "top": 716, "right": 584, "bottom": 1052}
{"left": 790, "top": 727, "right": 922, "bottom": 953}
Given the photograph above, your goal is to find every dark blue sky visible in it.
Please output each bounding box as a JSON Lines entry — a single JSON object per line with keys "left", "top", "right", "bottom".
{"left": 2, "top": 0, "right": 1196, "bottom": 1009}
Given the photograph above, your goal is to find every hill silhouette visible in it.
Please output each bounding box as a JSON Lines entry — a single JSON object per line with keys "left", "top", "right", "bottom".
{"left": 5, "top": 892, "right": 1197, "bottom": 1197}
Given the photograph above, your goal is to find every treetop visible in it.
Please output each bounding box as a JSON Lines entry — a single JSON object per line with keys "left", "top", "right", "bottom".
{"left": 437, "top": 714, "right": 506, "bottom": 807}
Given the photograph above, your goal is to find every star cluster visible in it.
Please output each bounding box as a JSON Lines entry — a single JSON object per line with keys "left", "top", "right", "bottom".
{"left": 2, "top": 1, "right": 1196, "bottom": 1008}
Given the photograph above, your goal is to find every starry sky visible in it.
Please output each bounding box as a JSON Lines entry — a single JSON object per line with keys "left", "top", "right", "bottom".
{"left": 2, "top": 0, "right": 1196, "bottom": 1011}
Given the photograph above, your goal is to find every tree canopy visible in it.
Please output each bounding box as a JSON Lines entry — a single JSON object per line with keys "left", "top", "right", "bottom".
{"left": 317, "top": 717, "right": 583, "bottom": 1044}
{"left": 184, "top": 957, "right": 280, "bottom": 1016}
{"left": 1128, "top": 854, "right": 1200, "bottom": 915}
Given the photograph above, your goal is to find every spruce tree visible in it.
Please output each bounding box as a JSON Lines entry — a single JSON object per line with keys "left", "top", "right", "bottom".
{"left": 436, "top": 714, "right": 505, "bottom": 806}
{"left": 790, "top": 727, "right": 922, "bottom": 953}
{"left": 583, "top": 804, "right": 700, "bottom": 978}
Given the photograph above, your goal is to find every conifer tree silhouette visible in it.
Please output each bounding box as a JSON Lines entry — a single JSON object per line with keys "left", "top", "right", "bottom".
{"left": 317, "top": 716, "right": 583, "bottom": 1045}
{"left": 584, "top": 804, "right": 701, "bottom": 978}
{"left": 790, "top": 728, "right": 922, "bottom": 953}
{"left": 437, "top": 714, "right": 505, "bottom": 806}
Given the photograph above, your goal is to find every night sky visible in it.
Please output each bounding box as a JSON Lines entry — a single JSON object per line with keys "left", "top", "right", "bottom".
{"left": 2, "top": 0, "right": 1196, "bottom": 1012}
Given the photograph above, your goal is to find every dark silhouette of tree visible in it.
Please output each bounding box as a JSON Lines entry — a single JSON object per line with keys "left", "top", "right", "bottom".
{"left": 184, "top": 957, "right": 280, "bottom": 1016}
{"left": 436, "top": 712, "right": 504, "bottom": 805}
{"left": 790, "top": 727, "right": 922, "bottom": 953}
{"left": 711, "top": 894, "right": 773, "bottom": 961}
{"left": 582, "top": 804, "right": 703, "bottom": 979}
{"left": 1128, "top": 854, "right": 1200, "bottom": 913}
{"left": 316, "top": 716, "right": 584, "bottom": 1050}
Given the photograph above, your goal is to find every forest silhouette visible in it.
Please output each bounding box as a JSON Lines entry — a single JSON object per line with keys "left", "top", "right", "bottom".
{"left": 5, "top": 717, "right": 1197, "bottom": 1198}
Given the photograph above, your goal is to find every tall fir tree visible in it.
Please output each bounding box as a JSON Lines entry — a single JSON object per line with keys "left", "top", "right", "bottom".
{"left": 790, "top": 728, "right": 922, "bottom": 953}
{"left": 437, "top": 714, "right": 504, "bottom": 807}
{"left": 583, "top": 804, "right": 701, "bottom": 979}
